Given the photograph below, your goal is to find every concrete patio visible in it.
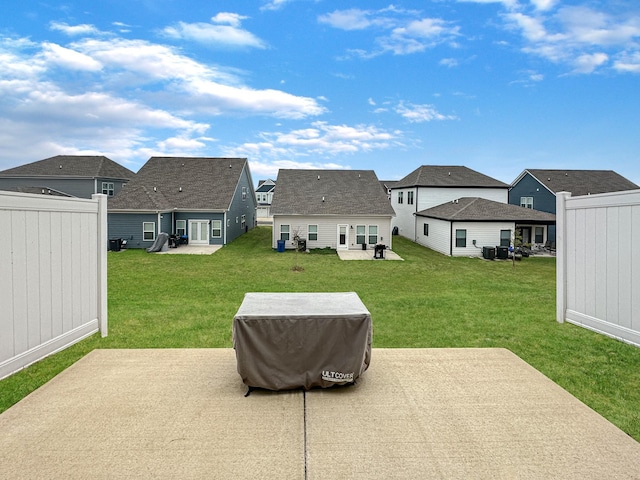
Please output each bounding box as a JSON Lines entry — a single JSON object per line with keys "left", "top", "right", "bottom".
{"left": 1, "top": 348, "right": 638, "bottom": 479}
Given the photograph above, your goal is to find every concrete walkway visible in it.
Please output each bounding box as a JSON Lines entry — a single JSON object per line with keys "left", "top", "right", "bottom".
{"left": 156, "top": 245, "right": 223, "bottom": 255}
{"left": 1, "top": 349, "right": 639, "bottom": 479}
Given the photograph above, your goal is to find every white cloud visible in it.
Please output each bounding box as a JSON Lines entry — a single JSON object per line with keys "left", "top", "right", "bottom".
{"left": 49, "top": 22, "right": 101, "bottom": 36}
{"left": 503, "top": 6, "right": 640, "bottom": 74}
{"left": 231, "top": 122, "right": 403, "bottom": 160}
{"left": 261, "top": 0, "right": 292, "bottom": 12}
{"left": 613, "top": 51, "right": 640, "bottom": 72}
{"left": 41, "top": 43, "right": 103, "bottom": 71}
{"left": 456, "top": 0, "right": 519, "bottom": 10}
{"left": 319, "top": 7, "right": 460, "bottom": 57}
{"left": 162, "top": 18, "right": 266, "bottom": 49}
{"left": 571, "top": 52, "right": 609, "bottom": 74}
{"left": 439, "top": 58, "right": 459, "bottom": 67}
{"left": 395, "top": 102, "right": 457, "bottom": 122}
{"left": 211, "top": 13, "right": 247, "bottom": 27}
{"left": 530, "top": 0, "right": 557, "bottom": 11}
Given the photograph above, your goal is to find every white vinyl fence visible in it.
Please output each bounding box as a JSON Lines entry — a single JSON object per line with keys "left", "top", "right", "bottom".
{"left": 556, "top": 190, "right": 640, "bottom": 346}
{"left": 0, "top": 192, "right": 108, "bottom": 380}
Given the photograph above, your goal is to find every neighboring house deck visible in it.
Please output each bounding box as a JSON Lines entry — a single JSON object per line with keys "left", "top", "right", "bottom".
{"left": 390, "top": 165, "right": 510, "bottom": 241}
{"left": 509, "top": 169, "right": 639, "bottom": 242}
{"left": 271, "top": 169, "right": 395, "bottom": 251}
{"left": 108, "top": 157, "right": 256, "bottom": 249}
{"left": 415, "top": 197, "right": 556, "bottom": 257}
{"left": 0, "top": 155, "right": 134, "bottom": 198}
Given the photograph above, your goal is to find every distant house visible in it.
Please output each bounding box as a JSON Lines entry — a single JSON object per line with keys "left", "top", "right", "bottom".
{"left": 271, "top": 169, "right": 395, "bottom": 251}
{"left": 390, "top": 165, "right": 510, "bottom": 241}
{"left": 415, "top": 197, "right": 555, "bottom": 257}
{"left": 0, "top": 155, "right": 134, "bottom": 198}
{"left": 509, "top": 169, "right": 639, "bottom": 242}
{"left": 256, "top": 179, "right": 276, "bottom": 219}
{"left": 108, "top": 157, "right": 256, "bottom": 249}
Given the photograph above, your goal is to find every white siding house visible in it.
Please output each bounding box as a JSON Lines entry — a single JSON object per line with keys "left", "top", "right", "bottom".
{"left": 271, "top": 169, "right": 395, "bottom": 251}
{"left": 391, "top": 166, "right": 509, "bottom": 241}
{"left": 415, "top": 197, "right": 555, "bottom": 257}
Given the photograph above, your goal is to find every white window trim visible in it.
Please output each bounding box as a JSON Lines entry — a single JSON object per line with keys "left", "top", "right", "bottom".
{"left": 143, "top": 222, "right": 155, "bottom": 241}
{"left": 308, "top": 224, "right": 318, "bottom": 241}
{"left": 211, "top": 220, "right": 222, "bottom": 238}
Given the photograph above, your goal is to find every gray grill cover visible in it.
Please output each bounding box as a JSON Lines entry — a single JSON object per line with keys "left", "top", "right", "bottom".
{"left": 232, "top": 292, "right": 372, "bottom": 391}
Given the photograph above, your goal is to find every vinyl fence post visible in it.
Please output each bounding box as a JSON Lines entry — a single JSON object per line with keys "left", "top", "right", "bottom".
{"left": 93, "top": 194, "right": 108, "bottom": 337}
{"left": 556, "top": 191, "right": 570, "bottom": 324}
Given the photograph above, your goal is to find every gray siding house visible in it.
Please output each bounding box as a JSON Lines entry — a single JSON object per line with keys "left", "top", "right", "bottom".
{"left": 509, "top": 169, "right": 639, "bottom": 242}
{"left": 390, "top": 165, "right": 510, "bottom": 241}
{"left": 108, "top": 157, "right": 256, "bottom": 249}
{"left": 271, "top": 169, "right": 395, "bottom": 250}
{"left": 0, "top": 155, "right": 134, "bottom": 198}
{"left": 415, "top": 197, "right": 556, "bottom": 257}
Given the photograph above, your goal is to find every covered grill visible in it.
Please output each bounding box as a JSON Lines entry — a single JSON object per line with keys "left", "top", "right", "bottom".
{"left": 232, "top": 292, "right": 372, "bottom": 391}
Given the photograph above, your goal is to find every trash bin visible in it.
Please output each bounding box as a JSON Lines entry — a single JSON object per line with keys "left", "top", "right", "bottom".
{"left": 297, "top": 239, "right": 307, "bottom": 252}
{"left": 361, "top": 243, "right": 367, "bottom": 250}
{"left": 109, "top": 239, "right": 121, "bottom": 252}
{"left": 277, "top": 239, "right": 285, "bottom": 252}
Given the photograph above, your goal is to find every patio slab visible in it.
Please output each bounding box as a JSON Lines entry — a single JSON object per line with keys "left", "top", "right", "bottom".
{"left": 337, "top": 249, "right": 403, "bottom": 260}
{"left": 1, "top": 348, "right": 639, "bottom": 479}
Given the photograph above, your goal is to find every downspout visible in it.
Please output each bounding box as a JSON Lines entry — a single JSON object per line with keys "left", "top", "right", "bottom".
{"left": 157, "top": 212, "right": 162, "bottom": 234}
{"left": 414, "top": 187, "right": 419, "bottom": 242}
{"left": 223, "top": 211, "right": 227, "bottom": 245}
{"left": 450, "top": 222, "right": 453, "bottom": 256}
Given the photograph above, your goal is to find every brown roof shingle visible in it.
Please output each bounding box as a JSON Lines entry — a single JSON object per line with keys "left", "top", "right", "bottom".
{"left": 108, "top": 157, "right": 249, "bottom": 211}
{"left": 524, "top": 169, "right": 639, "bottom": 196}
{"left": 393, "top": 165, "right": 509, "bottom": 189}
{"left": 271, "top": 169, "right": 395, "bottom": 216}
{"left": 416, "top": 197, "right": 556, "bottom": 223}
{"left": 0, "top": 155, "right": 134, "bottom": 180}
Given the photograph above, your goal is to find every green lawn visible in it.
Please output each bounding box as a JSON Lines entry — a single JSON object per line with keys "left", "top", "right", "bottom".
{"left": 1, "top": 226, "right": 639, "bottom": 441}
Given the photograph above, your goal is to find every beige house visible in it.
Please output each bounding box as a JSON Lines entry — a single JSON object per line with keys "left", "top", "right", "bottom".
{"left": 271, "top": 169, "right": 395, "bottom": 251}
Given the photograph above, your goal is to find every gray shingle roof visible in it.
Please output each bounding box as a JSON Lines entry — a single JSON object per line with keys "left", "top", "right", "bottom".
{"left": 1, "top": 186, "right": 72, "bottom": 197}
{"left": 271, "top": 169, "right": 395, "bottom": 216}
{"left": 416, "top": 197, "right": 556, "bottom": 222}
{"left": 392, "top": 165, "right": 509, "bottom": 189}
{"left": 524, "top": 169, "right": 639, "bottom": 196}
{"left": 0, "top": 155, "right": 134, "bottom": 180}
{"left": 108, "top": 157, "right": 248, "bottom": 211}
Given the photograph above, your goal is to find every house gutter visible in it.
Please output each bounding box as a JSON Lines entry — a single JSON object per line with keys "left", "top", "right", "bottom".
{"left": 450, "top": 222, "right": 454, "bottom": 256}
{"left": 223, "top": 211, "right": 227, "bottom": 245}
{"left": 414, "top": 187, "right": 419, "bottom": 242}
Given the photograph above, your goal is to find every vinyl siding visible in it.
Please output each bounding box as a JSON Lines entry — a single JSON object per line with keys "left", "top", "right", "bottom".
{"left": 108, "top": 212, "right": 159, "bottom": 249}
{"left": 272, "top": 215, "right": 393, "bottom": 250}
{"left": 226, "top": 165, "right": 256, "bottom": 243}
{"left": 415, "top": 218, "right": 451, "bottom": 256}
{"left": 391, "top": 186, "right": 508, "bottom": 241}
{"left": 451, "top": 221, "right": 515, "bottom": 257}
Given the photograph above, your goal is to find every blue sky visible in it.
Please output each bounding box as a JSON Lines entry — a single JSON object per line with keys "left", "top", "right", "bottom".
{"left": 1, "top": 0, "right": 639, "bottom": 186}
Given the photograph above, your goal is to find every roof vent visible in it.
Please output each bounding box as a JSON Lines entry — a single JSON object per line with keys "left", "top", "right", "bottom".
{"left": 229, "top": 164, "right": 232, "bottom": 168}
{"left": 59, "top": 165, "right": 63, "bottom": 169}
{"left": 448, "top": 172, "right": 451, "bottom": 176}
{"left": 153, "top": 186, "right": 157, "bottom": 192}
{"left": 565, "top": 172, "right": 568, "bottom": 176}
{"left": 317, "top": 175, "right": 320, "bottom": 180}
{"left": 322, "top": 196, "right": 325, "bottom": 202}
{"left": 179, "top": 187, "right": 182, "bottom": 192}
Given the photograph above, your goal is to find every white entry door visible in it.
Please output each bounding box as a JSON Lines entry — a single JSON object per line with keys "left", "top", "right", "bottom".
{"left": 189, "top": 220, "right": 210, "bottom": 245}
{"left": 337, "top": 224, "right": 348, "bottom": 250}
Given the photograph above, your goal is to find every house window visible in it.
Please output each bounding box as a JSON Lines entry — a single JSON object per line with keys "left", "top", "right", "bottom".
{"left": 212, "top": 220, "right": 222, "bottom": 237}
{"left": 500, "top": 230, "right": 511, "bottom": 247}
{"left": 520, "top": 196, "right": 533, "bottom": 209}
{"left": 368, "top": 225, "right": 378, "bottom": 244}
{"left": 398, "top": 191, "right": 403, "bottom": 204}
{"left": 143, "top": 222, "right": 155, "bottom": 241}
{"left": 356, "top": 225, "right": 366, "bottom": 244}
{"left": 280, "top": 225, "right": 290, "bottom": 241}
{"left": 176, "top": 220, "right": 186, "bottom": 236}
{"left": 423, "top": 223, "right": 429, "bottom": 236}
{"left": 455, "top": 229, "right": 466, "bottom": 248}
{"left": 535, "top": 227, "right": 544, "bottom": 244}
{"left": 242, "top": 186, "right": 247, "bottom": 200}
{"left": 102, "top": 182, "right": 114, "bottom": 196}
{"left": 308, "top": 225, "right": 318, "bottom": 241}
{"left": 241, "top": 215, "right": 246, "bottom": 230}
{"left": 407, "top": 191, "right": 414, "bottom": 205}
